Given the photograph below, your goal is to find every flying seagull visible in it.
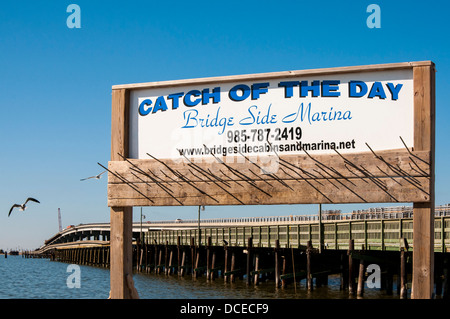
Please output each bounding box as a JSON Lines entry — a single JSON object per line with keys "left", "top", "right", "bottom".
{"left": 80, "top": 170, "right": 107, "bottom": 181}
{"left": 8, "top": 197, "right": 40, "bottom": 217}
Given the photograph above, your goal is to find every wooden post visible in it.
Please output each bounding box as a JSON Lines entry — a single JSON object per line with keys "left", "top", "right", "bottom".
{"left": 139, "top": 247, "right": 144, "bottom": 272}
{"left": 348, "top": 239, "right": 355, "bottom": 295}
{"left": 412, "top": 63, "right": 435, "bottom": 299}
{"left": 194, "top": 249, "right": 200, "bottom": 279}
{"left": 154, "top": 243, "right": 158, "bottom": 273}
{"left": 291, "top": 247, "right": 297, "bottom": 292}
{"left": 168, "top": 249, "right": 173, "bottom": 275}
{"left": 177, "top": 236, "right": 181, "bottom": 275}
{"left": 190, "top": 237, "right": 195, "bottom": 276}
{"left": 109, "top": 88, "right": 138, "bottom": 299}
{"left": 224, "top": 245, "right": 229, "bottom": 283}
{"left": 400, "top": 249, "right": 408, "bottom": 299}
{"left": 246, "top": 237, "right": 252, "bottom": 286}
{"left": 275, "top": 239, "right": 280, "bottom": 288}
{"left": 164, "top": 241, "right": 168, "bottom": 275}
{"left": 207, "top": 237, "right": 211, "bottom": 280}
{"left": 230, "top": 250, "right": 236, "bottom": 283}
{"left": 180, "top": 250, "right": 186, "bottom": 277}
{"left": 306, "top": 240, "right": 313, "bottom": 292}
{"left": 357, "top": 258, "right": 364, "bottom": 297}
{"left": 157, "top": 247, "right": 162, "bottom": 274}
{"left": 254, "top": 253, "right": 260, "bottom": 286}
{"left": 281, "top": 256, "right": 286, "bottom": 288}
{"left": 211, "top": 249, "right": 216, "bottom": 281}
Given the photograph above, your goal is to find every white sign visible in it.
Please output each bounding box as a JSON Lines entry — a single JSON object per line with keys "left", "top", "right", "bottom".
{"left": 129, "top": 69, "right": 413, "bottom": 160}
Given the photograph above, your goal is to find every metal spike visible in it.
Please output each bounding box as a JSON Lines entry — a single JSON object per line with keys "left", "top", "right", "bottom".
{"left": 97, "top": 162, "right": 155, "bottom": 204}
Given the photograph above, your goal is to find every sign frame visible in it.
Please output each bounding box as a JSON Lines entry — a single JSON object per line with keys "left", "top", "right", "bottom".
{"left": 108, "top": 61, "right": 435, "bottom": 299}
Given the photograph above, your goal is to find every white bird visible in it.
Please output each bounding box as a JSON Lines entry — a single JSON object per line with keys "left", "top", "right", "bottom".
{"left": 8, "top": 197, "right": 40, "bottom": 217}
{"left": 80, "top": 170, "right": 107, "bottom": 181}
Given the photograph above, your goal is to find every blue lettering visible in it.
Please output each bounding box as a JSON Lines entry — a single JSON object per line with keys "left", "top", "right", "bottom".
{"left": 251, "top": 82, "right": 270, "bottom": 100}
{"left": 184, "top": 90, "right": 202, "bottom": 107}
{"left": 300, "top": 80, "right": 320, "bottom": 97}
{"left": 202, "top": 87, "right": 221, "bottom": 105}
{"left": 300, "top": 102, "right": 312, "bottom": 125}
{"left": 321, "top": 80, "right": 340, "bottom": 97}
{"left": 239, "top": 105, "right": 277, "bottom": 126}
{"left": 349, "top": 81, "right": 368, "bottom": 98}
{"left": 282, "top": 105, "right": 300, "bottom": 123}
{"left": 386, "top": 82, "right": 403, "bottom": 100}
{"left": 152, "top": 96, "right": 168, "bottom": 113}
{"left": 181, "top": 109, "right": 199, "bottom": 128}
{"left": 167, "top": 92, "right": 184, "bottom": 110}
{"left": 278, "top": 81, "right": 300, "bottom": 98}
{"left": 368, "top": 82, "right": 386, "bottom": 99}
{"left": 138, "top": 99, "right": 152, "bottom": 116}
{"left": 229, "top": 84, "right": 251, "bottom": 101}
{"left": 239, "top": 105, "right": 257, "bottom": 125}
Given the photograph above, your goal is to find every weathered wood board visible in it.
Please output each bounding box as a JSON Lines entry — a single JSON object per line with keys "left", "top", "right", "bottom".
{"left": 107, "top": 149, "right": 431, "bottom": 206}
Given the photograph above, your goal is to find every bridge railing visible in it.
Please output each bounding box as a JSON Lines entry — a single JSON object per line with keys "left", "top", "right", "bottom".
{"left": 146, "top": 204, "right": 450, "bottom": 225}
{"left": 145, "top": 215, "right": 450, "bottom": 253}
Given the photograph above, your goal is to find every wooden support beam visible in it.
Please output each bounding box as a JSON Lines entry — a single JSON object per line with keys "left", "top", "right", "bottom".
{"left": 110, "top": 206, "right": 135, "bottom": 298}
{"left": 109, "top": 88, "right": 138, "bottom": 299}
{"left": 108, "top": 150, "right": 431, "bottom": 207}
{"left": 412, "top": 63, "right": 435, "bottom": 299}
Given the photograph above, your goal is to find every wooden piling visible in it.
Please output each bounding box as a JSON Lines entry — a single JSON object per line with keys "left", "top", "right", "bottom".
{"left": 275, "top": 239, "right": 280, "bottom": 288}
{"left": 307, "top": 240, "right": 313, "bottom": 292}
{"left": 230, "top": 250, "right": 236, "bottom": 283}
{"left": 154, "top": 243, "right": 158, "bottom": 273}
{"left": 164, "top": 241, "right": 169, "bottom": 275}
{"left": 254, "top": 253, "right": 260, "bottom": 286}
{"left": 190, "top": 237, "right": 195, "bottom": 276}
{"left": 281, "top": 256, "right": 287, "bottom": 289}
{"left": 348, "top": 239, "right": 355, "bottom": 295}
{"left": 180, "top": 250, "right": 186, "bottom": 277}
{"left": 194, "top": 249, "right": 200, "bottom": 279}
{"left": 224, "top": 245, "right": 229, "bottom": 283}
{"left": 177, "top": 237, "right": 181, "bottom": 275}
{"left": 357, "top": 258, "right": 365, "bottom": 297}
{"left": 168, "top": 249, "right": 173, "bottom": 275}
{"left": 207, "top": 237, "right": 211, "bottom": 280}
{"left": 400, "top": 249, "right": 408, "bottom": 299}
{"left": 210, "top": 250, "right": 216, "bottom": 281}
{"left": 246, "top": 237, "right": 252, "bottom": 286}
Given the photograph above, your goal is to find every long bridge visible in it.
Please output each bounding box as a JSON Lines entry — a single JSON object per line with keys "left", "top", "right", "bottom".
{"left": 27, "top": 204, "right": 450, "bottom": 298}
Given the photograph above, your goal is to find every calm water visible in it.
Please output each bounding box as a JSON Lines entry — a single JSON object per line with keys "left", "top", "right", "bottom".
{"left": 0, "top": 255, "right": 399, "bottom": 299}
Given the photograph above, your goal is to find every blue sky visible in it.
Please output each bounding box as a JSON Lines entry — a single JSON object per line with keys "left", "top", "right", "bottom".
{"left": 1, "top": 0, "right": 449, "bottom": 250}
